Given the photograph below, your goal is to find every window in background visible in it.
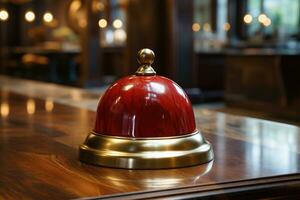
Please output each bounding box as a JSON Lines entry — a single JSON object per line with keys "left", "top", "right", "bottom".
{"left": 193, "top": 0, "right": 212, "bottom": 51}
{"left": 99, "top": 0, "right": 127, "bottom": 47}
{"left": 264, "top": 0, "right": 299, "bottom": 39}
{"left": 193, "top": 0, "right": 228, "bottom": 51}
{"left": 247, "top": 0, "right": 261, "bottom": 36}
{"left": 247, "top": 0, "right": 300, "bottom": 41}
{"left": 216, "top": 0, "right": 228, "bottom": 41}
{"left": 194, "top": 0, "right": 211, "bottom": 28}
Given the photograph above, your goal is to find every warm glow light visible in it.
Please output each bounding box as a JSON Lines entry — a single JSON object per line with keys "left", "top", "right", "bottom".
{"left": 98, "top": 18, "right": 107, "bottom": 28}
{"left": 43, "top": 12, "right": 53, "bottom": 23}
{"left": 70, "top": 0, "right": 81, "bottom": 12}
{"left": 95, "top": 2, "right": 105, "bottom": 11}
{"left": 243, "top": 14, "right": 253, "bottom": 24}
{"left": 114, "top": 29, "right": 127, "bottom": 42}
{"left": 258, "top": 13, "right": 271, "bottom": 27}
{"left": 79, "top": 18, "right": 87, "bottom": 28}
{"left": 0, "top": 103, "right": 9, "bottom": 117}
{"left": 224, "top": 22, "right": 231, "bottom": 31}
{"left": 27, "top": 99, "right": 35, "bottom": 115}
{"left": 203, "top": 23, "right": 211, "bottom": 32}
{"left": 263, "top": 18, "right": 272, "bottom": 27}
{"left": 258, "top": 14, "right": 268, "bottom": 23}
{"left": 25, "top": 10, "right": 35, "bottom": 22}
{"left": 113, "top": 19, "right": 123, "bottom": 29}
{"left": 45, "top": 99, "right": 54, "bottom": 112}
{"left": 0, "top": 9, "right": 9, "bottom": 21}
{"left": 192, "top": 23, "right": 201, "bottom": 32}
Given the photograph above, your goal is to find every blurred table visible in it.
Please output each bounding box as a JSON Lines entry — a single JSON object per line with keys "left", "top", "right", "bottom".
{"left": 1, "top": 76, "right": 300, "bottom": 199}
{"left": 11, "top": 46, "right": 81, "bottom": 84}
{"left": 6, "top": 46, "right": 124, "bottom": 86}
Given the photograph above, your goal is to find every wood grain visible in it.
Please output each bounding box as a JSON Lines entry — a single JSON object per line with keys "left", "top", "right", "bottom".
{"left": 1, "top": 90, "right": 300, "bottom": 199}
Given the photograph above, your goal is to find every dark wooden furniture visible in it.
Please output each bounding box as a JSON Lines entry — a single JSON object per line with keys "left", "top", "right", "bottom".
{"left": 225, "top": 49, "right": 300, "bottom": 119}
{"left": 194, "top": 50, "right": 225, "bottom": 102}
{"left": 1, "top": 82, "right": 300, "bottom": 199}
{"left": 10, "top": 46, "right": 80, "bottom": 83}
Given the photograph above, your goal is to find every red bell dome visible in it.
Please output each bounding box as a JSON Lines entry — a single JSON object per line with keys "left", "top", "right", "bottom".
{"left": 94, "top": 75, "right": 195, "bottom": 137}
{"left": 79, "top": 48, "right": 213, "bottom": 169}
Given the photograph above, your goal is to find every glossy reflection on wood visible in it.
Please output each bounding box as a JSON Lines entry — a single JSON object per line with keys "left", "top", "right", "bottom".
{"left": 1, "top": 90, "right": 300, "bottom": 199}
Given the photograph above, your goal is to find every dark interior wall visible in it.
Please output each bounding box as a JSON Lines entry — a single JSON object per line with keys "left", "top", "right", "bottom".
{"left": 125, "top": 0, "right": 195, "bottom": 88}
{"left": 0, "top": 3, "right": 21, "bottom": 72}
{"left": 124, "top": 0, "right": 170, "bottom": 76}
{"left": 171, "top": 0, "right": 195, "bottom": 87}
{"left": 227, "top": 0, "right": 247, "bottom": 42}
{"left": 0, "top": 3, "right": 21, "bottom": 47}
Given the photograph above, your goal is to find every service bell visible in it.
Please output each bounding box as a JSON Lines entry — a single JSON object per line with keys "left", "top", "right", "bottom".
{"left": 79, "top": 48, "right": 213, "bottom": 169}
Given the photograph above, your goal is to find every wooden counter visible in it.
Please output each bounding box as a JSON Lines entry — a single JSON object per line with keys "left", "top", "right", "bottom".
{"left": 225, "top": 51, "right": 300, "bottom": 119}
{"left": 1, "top": 77, "right": 300, "bottom": 199}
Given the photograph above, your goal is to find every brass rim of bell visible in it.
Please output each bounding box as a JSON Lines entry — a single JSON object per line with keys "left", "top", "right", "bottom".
{"left": 135, "top": 48, "right": 156, "bottom": 76}
{"left": 79, "top": 130, "right": 214, "bottom": 169}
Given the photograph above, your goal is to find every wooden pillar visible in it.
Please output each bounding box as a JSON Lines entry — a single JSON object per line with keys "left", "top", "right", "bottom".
{"left": 227, "top": 0, "right": 247, "bottom": 41}
{"left": 125, "top": 0, "right": 168, "bottom": 76}
{"left": 210, "top": 0, "right": 217, "bottom": 32}
{"left": 125, "top": 0, "right": 195, "bottom": 88}
{"left": 0, "top": 4, "right": 21, "bottom": 72}
{"left": 169, "top": 0, "right": 195, "bottom": 87}
{"left": 79, "top": 0, "right": 102, "bottom": 87}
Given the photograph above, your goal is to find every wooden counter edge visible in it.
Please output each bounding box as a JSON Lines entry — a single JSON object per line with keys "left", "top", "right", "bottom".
{"left": 77, "top": 173, "right": 300, "bottom": 200}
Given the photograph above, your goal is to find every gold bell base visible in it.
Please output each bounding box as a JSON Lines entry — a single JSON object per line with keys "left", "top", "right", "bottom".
{"left": 79, "top": 130, "right": 213, "bottom": 169}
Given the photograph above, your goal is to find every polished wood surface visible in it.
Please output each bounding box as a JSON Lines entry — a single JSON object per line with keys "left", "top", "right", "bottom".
{"left": 1, "top": 82, "right": 300, "bottom": 199}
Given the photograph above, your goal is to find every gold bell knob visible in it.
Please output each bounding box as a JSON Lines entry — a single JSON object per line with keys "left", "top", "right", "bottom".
{"left": 135, "top": 48, "right": 156, "bottom": 76}
{"left": 137, "top": 48, "right": 155, "bottom": 65}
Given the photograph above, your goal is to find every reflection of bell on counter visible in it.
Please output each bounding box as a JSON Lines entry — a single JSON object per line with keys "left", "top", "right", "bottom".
{"left": 96, "top": 161, "right": 213, "bottom": 189}
{"left": 79, "top": 48, "right": 213, "bottom": 169}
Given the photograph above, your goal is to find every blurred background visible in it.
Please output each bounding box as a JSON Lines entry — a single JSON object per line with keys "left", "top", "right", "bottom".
{"left": 0, "top": 0, "right": 300, "bottom": 120}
